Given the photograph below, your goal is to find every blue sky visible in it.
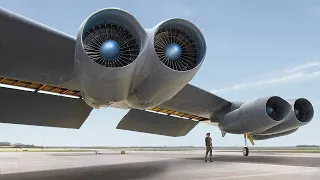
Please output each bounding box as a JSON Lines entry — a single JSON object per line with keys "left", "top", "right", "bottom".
{"left": 0, "top": 0, "right": 319, "bottom": 147}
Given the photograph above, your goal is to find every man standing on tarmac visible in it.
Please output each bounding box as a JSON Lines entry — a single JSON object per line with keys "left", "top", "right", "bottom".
{"left": 205, "top": 132, "right": 213, "bottom": 162}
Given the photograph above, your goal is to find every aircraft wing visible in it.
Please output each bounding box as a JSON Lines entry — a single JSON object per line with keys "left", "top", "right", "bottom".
{"left": 0, "top": 87, "right": 92, "bottom": 128}
{"left": 0, "top": 8, "right": 79, "bottom": 91}
{"left": 117, "top": 84, "right": 233, "bottom": 136}
{"left": 0, "top": 8, "right": 232, "bottom": 132}
{"left": 116, "top": 109, "right": 199, "bottom": 137}
{"left": 0, "top": 8, "right": 93, "bottom": 128}
{"left": 158, "top": 83, "right": 232, "bottom": 121}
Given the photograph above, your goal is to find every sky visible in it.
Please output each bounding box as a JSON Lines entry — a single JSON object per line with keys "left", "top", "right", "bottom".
{"left": 0, "top": 0, "right": 319, "bottom": 147}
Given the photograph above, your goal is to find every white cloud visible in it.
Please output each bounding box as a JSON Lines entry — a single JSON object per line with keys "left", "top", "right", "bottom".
{"left": 284, "top": 62, "right": 320, "bottom": 73}
{"left": 211, "top": 61, "right": 320, "bottom": 94}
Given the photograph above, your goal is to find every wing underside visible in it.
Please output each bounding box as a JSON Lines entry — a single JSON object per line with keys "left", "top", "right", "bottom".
{"left": 0, "top": 8, "right": 232, "bottom": 131}
{"left": 157, "top": 84, "right": 232, "bottom": 121}
{"left": 0, "top": 8, "right": 94, "bottom": 128}
{"left": 116, "top": 84, "right": 231, "bottom": 136}
{"left": 0, "top": 8, "right": 79, "bottom": 90}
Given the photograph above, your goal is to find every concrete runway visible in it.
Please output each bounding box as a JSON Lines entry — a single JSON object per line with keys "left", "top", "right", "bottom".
{"left": 0, "top": 150, "right": 320, "bottom": 180}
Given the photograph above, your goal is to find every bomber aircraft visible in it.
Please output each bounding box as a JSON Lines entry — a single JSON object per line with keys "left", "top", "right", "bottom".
{"left": 0, "top": 8, "right": 314, "bottom": 156}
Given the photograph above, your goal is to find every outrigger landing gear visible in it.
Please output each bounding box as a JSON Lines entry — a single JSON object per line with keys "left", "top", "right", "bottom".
{"left": 243, "top": 134, "right": 254, "bottom": 156}
{"left": 242, "top": 147, "right": 249, "bottom": 156}
{"left": 243, "top": 134, "right": 249, "bottom": 156}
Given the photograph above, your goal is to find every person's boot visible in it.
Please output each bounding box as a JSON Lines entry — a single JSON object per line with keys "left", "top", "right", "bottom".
{"left": 205, "top": 157, "right": 208, "bottom": 162}
{"left": 210, "top": 158, "right": 213, "bottom": 162}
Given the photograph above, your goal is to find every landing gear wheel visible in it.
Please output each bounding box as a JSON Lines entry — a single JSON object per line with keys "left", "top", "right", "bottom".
{"left": 242, "top": 147, "right": 249, "bottom": 156}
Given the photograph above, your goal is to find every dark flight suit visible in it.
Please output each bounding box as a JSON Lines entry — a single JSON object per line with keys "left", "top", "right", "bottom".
{"left": 205, "top": 136, "right": 213, "bottom": 162}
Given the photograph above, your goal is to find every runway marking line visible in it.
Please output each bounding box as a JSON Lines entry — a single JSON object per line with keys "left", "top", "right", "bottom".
{"left": 196, "top": 169, "right": 319, "bottom": 180}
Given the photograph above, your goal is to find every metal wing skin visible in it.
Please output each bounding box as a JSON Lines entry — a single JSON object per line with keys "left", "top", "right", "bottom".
{"left": 157, "top": 83, "right": 232, "bottom": 122}
{"left": 0, "top": 8, "right": 79, "bottom": 91}
{"left": 0, "top": 7, "right": 230, "bottom": 131}
{"left": 0, "top": 8, "right": 93, "bottom": 128}
{"left": 0, "top": 87, "right": 92, "bottom": 129}
{"left": 116, "top": 109, "right": 199, "bottom": 137}
{"left": 116, "top": 84, "right": 233, "bottom": 136}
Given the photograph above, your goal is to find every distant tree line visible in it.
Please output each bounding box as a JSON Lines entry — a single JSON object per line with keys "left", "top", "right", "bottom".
{"left": 0, "top": 142, "right": 11, "bottom": 146}
{"left": 296, "top": 145, "right": 320, "bottom": 147}
{"left": 0, "top": 142, "right": 39, "bottom": 148}
{"left": 1, "top": 142, "right": 319, "bottom": 148}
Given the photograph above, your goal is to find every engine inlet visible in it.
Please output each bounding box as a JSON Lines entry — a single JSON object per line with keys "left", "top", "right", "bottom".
{"left": 83, "top": 24, "right": 140, "bottom": 68}
{"left": 154, "top": 28, "right": 198, "bottom": 71}
{"left": 294, "top": 98, "right": 314, "bottom": 123}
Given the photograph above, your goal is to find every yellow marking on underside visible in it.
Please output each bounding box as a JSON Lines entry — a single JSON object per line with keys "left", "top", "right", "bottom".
{"left": 0, "top": 77, "right": 209, "bottom": 122}
{"left": 165, "top": 110, "right": 175, "bottom": 114}
{"left": 246, "top": 133, "right": 255, "bottom": 145}
{"left": 0, "top": 77, "right": 82, "bottom": 97}
{"left": 182, "top": 114, "right": 193, "bottom": 118}
{"left": 147, "top": 106, "right": 210, "bottom": 122}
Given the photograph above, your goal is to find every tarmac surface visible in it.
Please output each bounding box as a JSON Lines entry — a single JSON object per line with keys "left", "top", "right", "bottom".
{"left": 0, "top": 150, "right": 320, "bottom": 180}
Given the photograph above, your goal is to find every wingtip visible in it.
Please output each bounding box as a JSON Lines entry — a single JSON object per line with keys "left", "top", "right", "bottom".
{"left": 221, "top": 130, "right": 226, "bottom": 137}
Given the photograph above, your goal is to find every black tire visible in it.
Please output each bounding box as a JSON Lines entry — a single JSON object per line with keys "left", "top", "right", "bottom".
{"left": 242, "top": 147, "right": 249, "bottom": 156}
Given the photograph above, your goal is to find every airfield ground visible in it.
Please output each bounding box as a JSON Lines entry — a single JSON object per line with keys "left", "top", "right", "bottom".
{"left": 0, "top": 148, "right": 94, "bottom": 152}
{"left": 105, "top": 146, "right": 320, "bottom": 153}
{"left": 1, "top": 146, "right": 320, "bottom": 153}
{"left": 0, "top": 148, "right": 320, "bottom": 180}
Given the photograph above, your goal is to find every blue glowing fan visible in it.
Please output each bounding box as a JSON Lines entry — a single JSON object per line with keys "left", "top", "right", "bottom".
{"left": 154, "top": 28, "right": 198, "bottom": 71}
{"left": 82, "top": 24, "right": 140, "bottom": 67}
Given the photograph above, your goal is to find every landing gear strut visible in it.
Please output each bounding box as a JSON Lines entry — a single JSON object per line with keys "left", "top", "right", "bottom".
{"left": 243, "top": 134, "right": 249, "bottom": 156}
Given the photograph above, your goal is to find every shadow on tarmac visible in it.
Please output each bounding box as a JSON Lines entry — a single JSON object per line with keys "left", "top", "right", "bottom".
{"left": 1, "top": 160, "right": 168, "bottom": 180}
{"left": 2, "top": 152, "right": 320, "bottom": 179}
{"left": 186, "top": 155, "right": 320, "bottom": 167}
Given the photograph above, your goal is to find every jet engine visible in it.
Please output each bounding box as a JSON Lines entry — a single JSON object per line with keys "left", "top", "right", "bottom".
{"left": 219, "top": 96, "right": 292, "bottom": 134}
{"left": 74, "top": 8, "right": 148, "bottom": 108}
{"left": 74, "top": 8, "right": 206, "bottom": 109}
{"left": 125, "top": 18, "right": 207, "bottom": 109}
{"left": 255, "top": 98, "right": 314, "bottom": 135}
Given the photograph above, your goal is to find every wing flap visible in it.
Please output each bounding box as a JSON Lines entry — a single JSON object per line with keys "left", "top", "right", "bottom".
{"left": 116, "top": 109, "right": 199, "bottom": 137}
{"left": 0, "top": 87, "right": 92, "bottom": 128}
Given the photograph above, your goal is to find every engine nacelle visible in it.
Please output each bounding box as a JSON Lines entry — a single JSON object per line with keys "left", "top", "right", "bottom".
{"left": 74, "top": 9, "right": 206, "bottom": 109}
{"left": 256, "top": 98, "right": 314, "bottom": 135}
{"left": 74, "top": 8, "right": 148, "bottom": 108}
{"left": 219, "top": 96, "right": 292, "bottom": 134}
{"left": 125, "top": 19, "right": 207, "bottom": 109}
{"left": 252, "top": 128, "right": 298, "bottom": 140}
